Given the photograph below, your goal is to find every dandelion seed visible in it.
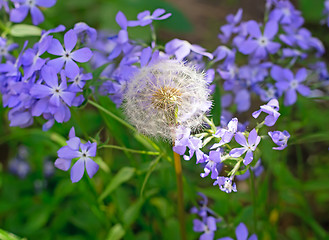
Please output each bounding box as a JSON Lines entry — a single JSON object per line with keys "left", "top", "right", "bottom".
{"left": 123, "top": 60, "right": 212, "bottom": 141}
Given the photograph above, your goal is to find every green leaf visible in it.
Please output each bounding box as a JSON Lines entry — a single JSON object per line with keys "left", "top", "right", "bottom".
{"left": 10, "top": 24, "right": 42, "bottom": 37}
{"left": 0, "top": 229, "right": 26, "bottom": 240}
{"left": 106, "top": 224, "right": 125, "bottom": 240}
{"left": 99, "top": 167, "right": 135, "bottom": 201}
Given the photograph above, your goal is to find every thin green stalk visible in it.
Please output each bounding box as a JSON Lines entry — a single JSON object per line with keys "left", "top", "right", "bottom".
{"left": 99, "top": 144, "right": 160, "bottom": 155}
{"left": 250, "top": 170, "right": 257, "bottom": 234}
{"left": 173, "top": 151, "right": 186, "bottom": 240}
{"left": 88, "top": 99, "right": 135, "bottom": 131}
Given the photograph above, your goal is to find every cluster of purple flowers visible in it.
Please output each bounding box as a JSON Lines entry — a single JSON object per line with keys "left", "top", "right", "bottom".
{"left": 0, "top": 24, "right": 93, "bottom": 129}
{"left": 192, "top": 193, "right": 257, "bottom": 240}
{"left": 174, "top": 99, "right": 289, "bottom": 193}
{"left": 215, "top": 0, "right": 328, "bottom": 112}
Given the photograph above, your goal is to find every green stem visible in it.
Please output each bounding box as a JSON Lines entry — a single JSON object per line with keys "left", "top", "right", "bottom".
{"left": 249, "top": 170, "right": 257, "bottom": 234}
{"left": 99, "top": 144, "right": 160, "bottom": 155}
{"left": 173, "top": 150, "right": 187, "bottom": 240}
{"left": 88, "top": 99, "right": 135, "bottom": 131}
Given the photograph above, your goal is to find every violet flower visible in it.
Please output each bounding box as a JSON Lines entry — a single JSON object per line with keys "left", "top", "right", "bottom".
{"left": 213, "top": 176, "right": 237, "bottom": 193}
{"left": 268, "top": 130, "right": 290, "bottom": 150}
{"left": 47, "top": 29, "right": 93, "bottom": 78}
{"left": 229, "top": 129, "right": 261, "bottom": 166}
{"left": 239, "top": 20, "right": 280, "bottom": 59}
{"left": 165, "top": 39, "right": 213, "bottom": 61}
{"left": 10, "top": 0, "right": 57, "bottom": 25}
{"left": 271, "top": 66, "right": 310, "bottom": 106}
{"left": 193, "top": 216, "right": 217, "bottom": 240}
{"left": 55, "top": 127, "right": 99, "bottom": 183}
{"left": 252, "top": 99, "right": 280, "bottom": 126}
{"left": 218, "top": 222, "right": 257, "bottom": 240}
{"left": 128, "top": 8, "right": 171, "bottom": 27}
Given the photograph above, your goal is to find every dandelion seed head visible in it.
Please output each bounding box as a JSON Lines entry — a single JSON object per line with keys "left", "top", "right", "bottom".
{"left": 123, "top": 60, "right": 212, "bottom": 141}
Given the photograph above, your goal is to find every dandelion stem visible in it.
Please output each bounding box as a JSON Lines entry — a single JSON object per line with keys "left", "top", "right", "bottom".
{"left": 99, "top": 144, "right": 160, "bottom": 155}
{"left": 249, "top": 169, "right": 257, "bottom": 234}
{"left": 173, "top": 150, "right": 187, "bottom": 240}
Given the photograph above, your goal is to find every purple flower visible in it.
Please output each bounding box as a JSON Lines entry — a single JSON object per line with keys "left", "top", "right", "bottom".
{"left": 193, "top": 216, "right": 217, "bottom": 240}
{"left": 269, "top": 1, "right": 303, "bottom": 26}
{"left": 211, "top": 118, "right": 238, "bottom": 149}
{"left": 213, "top": 177, "right": 237, "bottom": 193}
{"left": 55, "top": 127, "right": 99, "bottom": 183}
{"left": 218, "top": 9, "right": 243, "bottom": 43}
{"left": 252, "top": 99, "right": 280, "bottom": 126}
{"left": 30, "top": 66, "right": 75, "bottom": 123}
{"left": 128, "top": 8, "right": 171, "bottom": 27}
{"left": 271, "top": 66, "right": 310, "bottom": 106}
{"left": 74, "top": 22, "right": 97, "bottom": 44}
{"left": 239, "top": 20, "right": 280, "bottom": 59}
{"left": 268, "top": 130, "right": 290, "bottom": 150}
{"left": 218, "top": 222, "right": 257, "bottom": 240}
{"left": 47, "top": 29, "right": 93, "bottom": 78}
{"left": 200, "top": 150, "right": 221, "bottom": 179}
{"left": 229, "top": 129, "right": 261, "bottom": 166}
{"left": 165, "top": 39, "right": 213, "bottom": 61}
{"left": 0, "top": 37, "right": 19, "bottom": 63}
{"left": 0, "top": 0, "right": 9, "bottom": 12}
{"left": 67, "top": 68, "right": 92, "bottom": 92}
{"left": 10, "top": 0, "right": 57, "bottom": 25}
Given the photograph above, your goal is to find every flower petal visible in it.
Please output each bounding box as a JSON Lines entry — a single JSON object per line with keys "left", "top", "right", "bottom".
{"left": 70, "top": 159, "right": 85, "bottom": 183}
{"left": 71, "top": 48, "right": 93, "bottom": 63}
{"left": 85, "top": 158, "right": 99, "bottom": 178}
{"left": 64, "top": 29, "right": 77, "bottom": 52}
{"left": 54, "top": 158, "right": 71, "bottom": 171}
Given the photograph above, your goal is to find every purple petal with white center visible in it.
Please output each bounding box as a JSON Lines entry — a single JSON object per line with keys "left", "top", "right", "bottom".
{"left": 239, "top": 40, "right": 258, "bottom": 55}
{"left": 30, "top": 84, "right": 52, "bottom": 98}
{"left": 236, "top": 223, "right": 248, "bottom": 240}
{"left": 247, "top": 20, "right": 262, "bottom": 38}
{"left": 64, "top": 29, "right": 77, "bottom": 52}
{"left": 85, "top": 158, "right": 99, "bottom": 178}
{"left": 65, "top": 59, "right": 79, "bottom": 77}
{"left": 30, "top": 6, "right": 44, "bottom": 25}
{"left": 36, "top": 0, "right": 56, "bottom": 7}
{"left": 71, "top": 48, "right": 93, "bottom": 62}
{"left": 47, "top": 38, "right": 64, "bottom": 56}
{"left": 230, "top": 147, "right": 246, "bottom": 157}
{"left": 10, "top": 6, "right": 29, "bottom": 23}
{"left": 235, "top": 132, "right": 248, "bottom": 147}
{"left": 284, "top": 89, "right": 297, "bottom": 106}
{"left": 244, "top": 150, "right": 253, "bottom": 165}
{"left": 70, "top": 159, "right": 85, "bottom": 183}
{"left": 57, "top": 146, "right": 80, "bottom": 159}
{"left": 54, "top": 158, "right": 71, "bottom": 171}
{"left": 88, "top": 142, "right": 97, "bottom": 157}
{"left": 47, "top": 57, "right": 65, "bottom": 72}
{"left": 66, "top": 136, "right": 80, "bottom": 150}
{"left": 264, "top": 21, "right": 278, "bottom": 39}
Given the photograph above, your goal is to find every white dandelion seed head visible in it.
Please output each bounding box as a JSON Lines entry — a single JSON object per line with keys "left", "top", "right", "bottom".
{"left": 123, "top": 60, "right": 212, "bottom": 141}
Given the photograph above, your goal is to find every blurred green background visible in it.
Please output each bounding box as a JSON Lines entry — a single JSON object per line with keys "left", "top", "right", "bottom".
{"left": 1, "top": 0, "right": 329, "bottom": 239}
